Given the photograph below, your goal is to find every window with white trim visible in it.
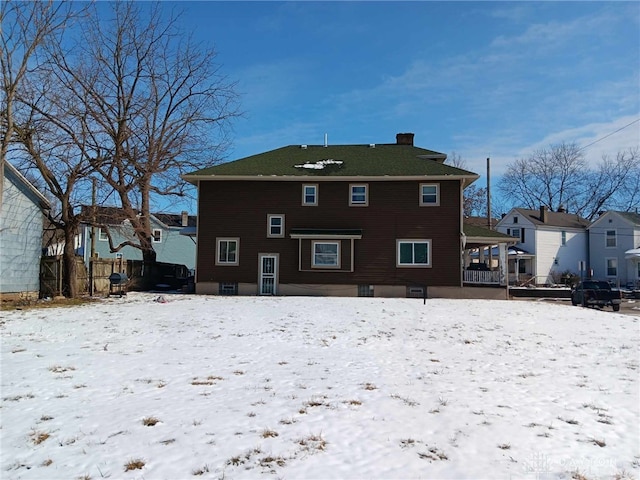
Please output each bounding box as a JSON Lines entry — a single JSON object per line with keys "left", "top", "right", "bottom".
{"left": 302, "top": 184, "right": 318, "bottom": 206}
{"left": 419, "top": 184, "right": 439, "bottom": 206}
{"left": 606, "top": 258, "right": 617, "bottom": 277}
{"left": 349, "top": 184, "right": 368, "bottom": 206}
{"left": 605, "top": 230, "right": 616, "bottom": 248}
{"left": 267, "top": 214, "right": 284, "bottom": 238}
{"left": 312, "top": 241, "right": 340, "bottom": 268}
{"left": 98, "top": 228, "right": 108, "bottom": 241}
{"left": 561, "top": 231, "right": 567, "bottom": 246}
{"left": 397, "top": 239, "right": 431, "bottom": 267}
{"left": 216, "top": 238, "right": 239, "bottom": 266}
{"left": 152, "top": 228, "right": 162, "bottom": 243}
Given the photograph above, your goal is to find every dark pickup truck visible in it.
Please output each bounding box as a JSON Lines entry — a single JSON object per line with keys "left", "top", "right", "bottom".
{"left": 571, "top": 281, "right": 622, "bottom": 312}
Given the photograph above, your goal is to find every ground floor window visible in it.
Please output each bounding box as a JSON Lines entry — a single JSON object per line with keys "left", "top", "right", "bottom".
{"left": 216, "top": 238, "right": 239, "bottom": 265}
{"left": 358, "top": 285, "right": 374, "bottom": 297}
{"left": 218, "top": 282, "right": 238, "bottom": 295}
{"left": 397, "top": 239, "right": 431, "bottom": 267}
{"left": 312, "top": 241, "right": 340, "bottom": 268}
{"left": 606, "top": 258, "right": 617, "bottom": 277}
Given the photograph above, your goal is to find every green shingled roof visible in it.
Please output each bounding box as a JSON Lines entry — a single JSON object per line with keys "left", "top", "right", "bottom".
{"left": 184, "top": 144, "right": 478, "bottom": 180}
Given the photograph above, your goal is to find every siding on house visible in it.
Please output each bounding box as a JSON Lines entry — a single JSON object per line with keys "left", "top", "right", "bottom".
{"left": 80, "top": 211, "right": 196, "bottom": 270}
{"left": 588, "top": 211, "right": 640, "bottom": 284}
{"left": 0, "top": 163, "right": 49, "bottom": 296}
{"left": 196, "top": 179, "right": 464, "bottom": 293}
{"left": 496, "top": 207, "right": 589, "bottom": 284}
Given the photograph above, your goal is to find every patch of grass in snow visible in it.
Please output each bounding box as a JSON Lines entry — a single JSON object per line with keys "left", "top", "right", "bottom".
{"left": 362, "top": 382, "right": 377, "bottom": 391}
{"left": 418, "top": 447, "right": 448, "bottom": 461}
{"left": 298, "top": 433, "right": 327, "bottom": 452}
{"left": 3, "top": 393, "right": 35, "bottom": 402}
{"left": 614, "top": 470, "right": 636, "bottom": 480}
{"left": 191, "top": 375, "right": 223, "bottom": 385}
{"left": 498, "top": 443, "right": 511, "bottom": 450}
{"left": 279, "top": 417, "right": 297, "bottom": 425}
{"left": 571, "top": 471, "right": 591, "bottom": 480}
{"left": 30, "top": 430, "right": 50, "bottom": 445}
{"left": 260, "top": 455, "right": 286, "bottom": 468}
{"left": 49, "top": 365, "right": 76, "bottom": 373}
{"left": 192, "top": 465, "right": 210, "bottom": 475}
{"left": 390, "top": 394, "right": 419, "bottom": 407}
{"left": 261, "top": 428, "right": 278, "bottom": 438}
{"left": 227, "top": 447, "right": 262, "bottom": 467}
{"left": 41, "top": 459, "right": 53, "bottom": 467}
{"left": 142, "top": 416, "right": 160, "bottom": 426}
{"left": 343, "top": 399, "right": 362, "bottom": 406}
{"left": 124, "top": 458, "right": 145, "bottom": 471}
{"left": 590, "top": 438, "right": 606, "bottom": 447}
{"left": 400, "top": 438, "right": 418, "bottom": 449}
{"left": 558, "top": 416, "right": 579, "bottom": 425}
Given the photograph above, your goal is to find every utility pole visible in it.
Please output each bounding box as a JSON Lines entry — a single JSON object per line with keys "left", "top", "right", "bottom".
{"left": 89, "top": 177, "right": 96, "bottom": 296}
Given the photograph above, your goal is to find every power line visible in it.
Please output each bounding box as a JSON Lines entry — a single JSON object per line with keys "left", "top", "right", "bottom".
{"left": 578, "top": 118, "right": 640, "bottom": 152}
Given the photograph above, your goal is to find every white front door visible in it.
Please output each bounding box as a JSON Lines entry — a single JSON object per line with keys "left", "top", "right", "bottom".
{"left": 259, "top": 254, "right": 278, "bottom": 295}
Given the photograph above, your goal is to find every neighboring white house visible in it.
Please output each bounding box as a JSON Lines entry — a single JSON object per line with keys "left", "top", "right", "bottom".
{"left": 495, "top": 206, "right": 590, "bottom": 285}
{"left": 0, "top": 161, "right": 50, "bottom": 299}
{"left": 587, "top": 210, "right": 640, "bottom": 288}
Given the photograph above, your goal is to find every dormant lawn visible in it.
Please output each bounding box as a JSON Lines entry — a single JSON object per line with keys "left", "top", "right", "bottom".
{"left": 1, "top": 294, "right": 638, "bottom": 479}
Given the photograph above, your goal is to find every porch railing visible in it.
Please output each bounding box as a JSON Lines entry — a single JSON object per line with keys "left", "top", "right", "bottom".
{"left": 464, "top": 269, "right": 501, "bottom": 284}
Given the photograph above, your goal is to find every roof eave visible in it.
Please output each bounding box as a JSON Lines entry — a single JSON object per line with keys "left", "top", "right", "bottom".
{"left": 182, "top": 174, "right": 480, "bottom": 183}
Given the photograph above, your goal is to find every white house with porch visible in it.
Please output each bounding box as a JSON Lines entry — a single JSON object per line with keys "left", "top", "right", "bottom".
{"left": 495, "top": 206, "right": 590, "bottom": 286}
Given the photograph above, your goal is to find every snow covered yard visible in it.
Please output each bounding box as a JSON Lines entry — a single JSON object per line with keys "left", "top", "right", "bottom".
{"left": 1, "top": 294, "right": 638, "bottom": 480}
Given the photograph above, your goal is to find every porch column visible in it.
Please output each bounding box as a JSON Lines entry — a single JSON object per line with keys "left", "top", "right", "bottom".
{"left": 498, "top": 243, "right": 507, "bottom": 286}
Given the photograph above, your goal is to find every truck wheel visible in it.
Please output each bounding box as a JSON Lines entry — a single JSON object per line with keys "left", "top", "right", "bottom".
{"left": 613, "top": 304, "right": 620, "bottom": 312}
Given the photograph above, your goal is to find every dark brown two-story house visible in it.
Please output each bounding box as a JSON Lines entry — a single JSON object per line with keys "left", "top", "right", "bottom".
{"left": 182, "top": 133, "right": 480, "bottom": 297}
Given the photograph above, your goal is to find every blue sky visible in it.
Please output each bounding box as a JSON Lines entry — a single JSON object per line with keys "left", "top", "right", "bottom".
{"left": 166, "top": 1, "right": 639, "bottom": 212}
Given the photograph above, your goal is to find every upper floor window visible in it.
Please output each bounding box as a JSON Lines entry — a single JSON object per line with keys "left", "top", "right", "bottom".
{"left": 267, "top": 214, "right": 284, "bottom": 238}
{"left": 349, "top": 184, "right": 368, "bottom": 206}
{"left": 98, "top": 228, "right": 108, "bottom": 241}
{"left": 216, "top": 238, "right": 239, "bottom": 266}
{"left": 605, "top": 230, "right": 616, "bottom": 248}
{"left": 513, "top": 216, "right": 518, "bottom": 224}
{"left": 302, "top": 184, "right": 318, "bottom": 206}
{"left": 152, "top": 228, "right": 162, "bottom": 243}
{"left": 312, "top": 241, "right": 340, "bottom": 268}
{"left": 419, "top": 184, "right": 439, "bottom": 206}
{"left": 561, "top": 231, "right": 567, "bottom": 246}
{"left": 397, "top": 239, "right": 431, "bottom": 267}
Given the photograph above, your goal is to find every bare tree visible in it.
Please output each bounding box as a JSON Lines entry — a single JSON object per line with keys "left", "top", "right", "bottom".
{"left": 499, "top": 142, "right": 639, "bottom": 220}
{"left": 446, "top": 151, "right": 489, "bottom": 218}
{"left": 48, "top": 2, "right": 239, "bottom": 267}
{"left": 0, "top": 0, "right": 79, "bottom": 209}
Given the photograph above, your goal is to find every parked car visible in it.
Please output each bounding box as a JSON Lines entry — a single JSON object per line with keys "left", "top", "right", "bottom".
{"left": 571, "top": 280, "right": 622, "bottom": 312}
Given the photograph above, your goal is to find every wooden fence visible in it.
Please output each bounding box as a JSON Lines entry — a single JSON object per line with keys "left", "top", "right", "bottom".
{"left": 40, "top": 256, "right": 190, "bottom": 297}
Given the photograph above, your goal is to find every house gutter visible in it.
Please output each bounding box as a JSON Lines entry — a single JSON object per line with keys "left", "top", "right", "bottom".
{"left": 182, "top": 174, "right": 480, "bottom": 186}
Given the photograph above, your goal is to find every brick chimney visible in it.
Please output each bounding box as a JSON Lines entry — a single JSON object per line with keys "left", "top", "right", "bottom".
{"left": 540, "top": 205, "right": 548, "bottom": 223}
{"left": 396, "top": 132, "right": 414, "bottom": 146}
{"left": 181, "top": 210, "right": 188, "bottom": 227}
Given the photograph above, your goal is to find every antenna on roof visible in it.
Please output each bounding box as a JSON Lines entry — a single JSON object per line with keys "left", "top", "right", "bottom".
{"left": 324, "top": 133, "right": 328, "bottom": 147}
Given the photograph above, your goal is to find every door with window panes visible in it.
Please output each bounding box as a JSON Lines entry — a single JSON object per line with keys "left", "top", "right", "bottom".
{"left": 259, "top": 254, "right": 278, "bottom": 295}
